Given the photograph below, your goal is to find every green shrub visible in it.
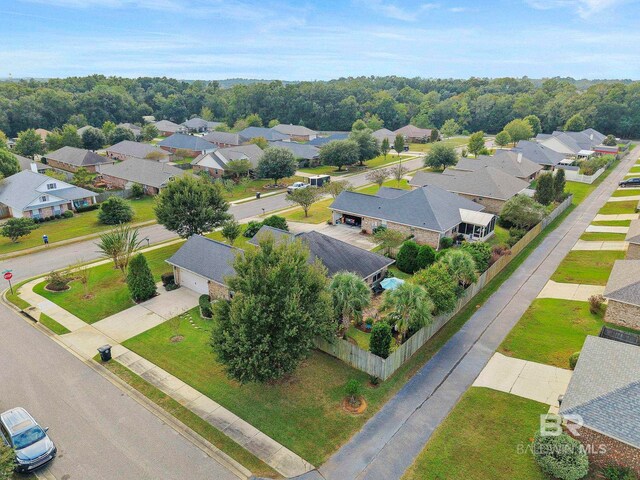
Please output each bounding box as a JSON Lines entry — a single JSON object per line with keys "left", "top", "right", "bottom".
{"left": 199, "top": 294, "right": 213, "bottom": 318}
{"left": 369, "top": 322, "right": 392, "bottom": 358}
{"left": 62, "top": 210, "right": 74, "bottom": 218}
{"left": 98, "top": 196, "right": 134, "bottom": 225}
{"left": 344, "top": 379, "right": 363, "bottom": 406}
{"left": 0, "top": 442, "right": 15, "bottom": 480}
{"left": 569, "top": 352, "right": 580, "bottom": 370}
{"left": 243, "top": 220, "right": 263, "bottom": 238}
{"left": 460, "top": 242, "right": 492, "bottom": 272}
{"left": 262, "top": 215, "right": 289, "bottom": 231}
{"left": 439, "top": 236, "right": 454, "bottom": 249}
{"left": 533, "top": 432, "right": 589, "bottom": 480}
{"left": 508, "top": 227, "right": 527, "bottom": 247}
{"left": 396, "top": 240, "right": 420, "bottom": 273}
{"left": 76, "top": 203, "right": 99, "bottom": 213}
{"left": 416, "top": 244, "right": 436, "bottom": 270}
{"left": 130, "top": 183, "right": 144, "bottom": 198}
{"left": 601, "top": 465, "right": 638, "bottom": 480}
{"left": 46, "top": 269, "right": 72, "bottom": 291}
{"left": 161, "top": 272, "right": 174, "bottom": 286}
{"left": 126, "top": 253, "right": 156, "bottom": 302}
{"left": 372, "top": 224, "right": 387, "bottom": 235}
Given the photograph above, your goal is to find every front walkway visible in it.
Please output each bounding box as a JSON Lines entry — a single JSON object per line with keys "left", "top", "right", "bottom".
{"left": 537, "top": 280, "right": 605, "bottom": 301}
{"left": 593, "top": 213, "right": 639, "bottom": 221}
{"left": 585, "top": 225, "right": 629, "bottom": 233}
{"left": 571, "top": 239, "right": 628, "bottom": 251}
{"left": 606, "top": 194, "right": 640, "bottom": 201}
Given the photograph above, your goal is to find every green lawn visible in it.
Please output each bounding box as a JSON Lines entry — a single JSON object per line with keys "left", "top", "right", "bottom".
{"left": 221, "top": 176, "right": 302, "bottom": 202}
{"left": 365, "top": 154, "right": 408, "bottom": 169}
{"left": 358, "top": 178, "right": 411, "bottom": 195}
{"left": 598, "top": 200, "right": 638, "bottom": 215}
{"left": 579, "top": 232, "right": 627, "bottom": 241}
{"left": 487, "top": 225, "right": 510, "bottom": 246}
{"left": 551, "top": 250, "right": 625, "bottom": 285}
{"left": 282, "top": 198, "right": 333, "bottom": 224}
{"left": 0, "top": 196, "right": 156, "bottom": 256}
{"left": 591, "top": 220, "right": 632, "bottom": 227}
{"left": 39, "top": 313, "right": 71, "bottom": 335}
{"left": 297, "top": 165, "right": 360, "bottom": 176}
{"left": 612, "top": 188, "right": 640, "bottom": 197}
{"left": 346, "top": 325, "right": 371, "bottom": 350}
{"left": 388, "top": 265, "right": 411, "bottom": 280}
{"left": 402, "top": 387, "right": 547, "bottom": 480}
{"left": 407, "top": 136, "right": 470, "bottom": 153}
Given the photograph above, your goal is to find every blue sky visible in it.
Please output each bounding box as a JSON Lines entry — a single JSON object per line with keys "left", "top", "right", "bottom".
{"left": 2, "top": 0, "right": 640, "bottom": 80}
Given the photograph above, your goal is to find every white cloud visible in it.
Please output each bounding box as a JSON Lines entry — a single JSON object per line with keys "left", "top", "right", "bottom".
{"left": 354, "top": 0, "right": 438, "bottom": 22}
{"left": 525, "top": 0, "right": 630, "bottom": 18}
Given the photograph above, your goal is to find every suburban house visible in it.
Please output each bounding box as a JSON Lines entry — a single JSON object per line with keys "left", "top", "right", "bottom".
{"left": 76, "top": 125, "right": 93, "bottom": 136}
{"left": 536, "top": 129, "right": 608, "bottom": 159}
{"left": 249, "top": 226, "right": 395, "bottom": 286}
{"left": 15, "top": 153, "right": 50, "bottom": 173}
{"left": 268, "top": 141, "right": 320, "bottom": 165}
{"left": 34, "top": 128, "right": 51, "bottom": 142}
{"left": 98, "top": 158, "right": 187, "bottom": 195}
{"left": 409, "top": 166, "right": 530, "bottom": 214}
{"left": 154, "top": 120, "right": 187, "bottom": 137}
{"left": 394, "top": 125, "right": 432, "bottom": 143}
{"left": 372, "top": 128, "right": 396, "bottom": 145}
{"left": 308, "top": 132, "right": 349, "bottom": 147}
{"left": 166, "top": 235, "right": 241, "bottom": 299}
{"left": 0, "top": 170, "right": 96, "bottom": 219}
{"left": 457, "top": 152, "right": 542, "bottom": 181}
{"left": 43, "top": 146, "right": 116, "bottom": 173}
{"left": 158, "top": 133, "right": 216, "bottom": 157}
{"left": 625, "top": 220, "right": 640, "bottom": 259}
{"left": 202, "top": 131, "right": 243, "bottom": 148}
{"left": 330, "top": 185, "right": 496, "bottom": 248}
{"left": 191, "top": 144, "right": 264, "bottom": 178}
{"left": 117, "top": 123, "right": 143, "bottom": 138}
{"left": 182, "top": 117, "right": 222, "bottom": 133}
{"left": 559, "top": 335, "right": 640, "bottom": 475}
{"left": 512, "top": 140, "right": 566, "bottom": 169}
{"left": 602, "top": 260, "right": 640, "bottom": 330}
{"left": 238, "top": 126, "right": 289, "bottom": 143}
{"left": 271, "top": 124, "right": 318, "bottom": 142}
{"left": 105, "top": 140, "right": 172, "bottom": 162}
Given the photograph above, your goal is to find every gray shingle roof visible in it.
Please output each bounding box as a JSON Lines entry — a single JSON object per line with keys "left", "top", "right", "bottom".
{"left": 331, "top": 185, "right": 484, "bottom": 233}
{"left": 45, "top": 146, "right": 113, "bottom": 167}
{"left": 238, "top": 127, "right": 289, "bottom": 142}
{"left": 603, "top": 260, "right": 640, "bottom": 306}
{"left": 158, "top": 133, "right": 216, "bottom": 152}
{"left": 514, "top": 140, "right": 566, "bottom": 167}
{"left": 166, "top": 235, "right": 242, "bottom": 286}
{"left": 271, "top": 124, "right": 317, "bottom": 136}
{"left": 182, "top": 117, "right": 222, "bottom": 130}
{"left": 308, "top": 132, "right": 349, "bottom": 147}
{"left": 154, "top": 120, "right": 185, "bottom": 133}
{"left": 268, "top": 141, "right": 320, "bottom": 160}
{"left": 202, "top": 131, "right": 242, "bottom": 146}
{"left": 372, "top": 128, "right": 396, "bottom": 143}
{"left": 98, "top": 158, "right": 187, "bottom": 189}
{"left": 625, "top": 219, "right": 640, "bottom": 245}
{"left": 559, "top": 336, "right": 640, "bottom": 448}
{"left": 106, "top": 140, "right": 170, "bottom": 160}
{"left": 410, "top": 166, "right": 529, "bottom": 200}
{"left": 215, "top": 144, "right": 264, "bottom": 168}
{"left": 394, "top": 125, "right": 432, "bottom": 138}
{"left": 461, "top": 151, "right": 542, "bottom": 179}
{"left": 117, "top": 123, "right": 142, "bottom": 134}
{"left": 15, "top": 154, "right": 50, "bottom": 172}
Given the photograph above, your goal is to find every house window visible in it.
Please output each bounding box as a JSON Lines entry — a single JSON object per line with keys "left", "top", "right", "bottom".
{"left": 46, "top": 183, "right": 56, "bottom": 190}
{"left": 40, "top": 195, "right": 48, "bottom": 202}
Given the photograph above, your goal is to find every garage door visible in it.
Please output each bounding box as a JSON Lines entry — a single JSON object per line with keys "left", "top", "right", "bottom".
{"left": 178, "top": 269, "right": 209, "bottom": 295}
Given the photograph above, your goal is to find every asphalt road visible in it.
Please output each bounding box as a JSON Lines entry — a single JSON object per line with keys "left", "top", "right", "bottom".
{"left": 0, "top": 304, "right": 242, "bottom": 480}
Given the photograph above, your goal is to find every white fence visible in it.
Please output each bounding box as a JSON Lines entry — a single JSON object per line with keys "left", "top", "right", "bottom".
{"left": 560, "top": 167, "right": 605, "bottom": 184}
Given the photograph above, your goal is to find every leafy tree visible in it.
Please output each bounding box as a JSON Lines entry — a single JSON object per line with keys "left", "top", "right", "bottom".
{"left": 1, "top": 217, "right": 38, "bottom": 242}
{"left": 563, "top": 113, "right": 586, "bottom": 132}
{"left": 225, "top": 158, "right": 252, "bottom": 178}
{"left": 200, "top": 106, "right": 214, "bottom": 121}
{"left": 45, "top": 169, "right": 66, "bottom": 180}
{"left": 554, "top": 168, "right": 566, "bottom": 201}
{"left": 0, "top": 442, "right": 15, "bottom": 479}
{"left": 67, "top": 113, "right": 88, "bottom": 127}
{"left": 534, "top": 172, "right": 555, "bottom": 205}
{"left": 286, "top": 187, "right": 321, "bottom": 217}
{"left": 390, "top": 163, "right": 408, "bottom": 187}
{"left": 127, "top": 253, "right": 156, "bottom": 302}
{"left": 374, "top": 228, "right": 405, "bottom": 256}
{"left": 47, "top": 124, "right": 82, "bottom": 150}
{"left": 393, "top": 134, "right": 404, "bottom": 156}
{"left": 396, "top": 240, "right": 420, "bottom": 273}
{"left": 71, "top": 166, "right": 93, "bottom": 188}
{"left": 349, "top": 129, "right": 379, "bottom": 165}
{"left": 429, "top": 128, "right": 440, "bottom": 142}
{"left": 351, "top": 119, "right": 367, "bottom": 131}
{"left": 249, "top": 136, "right": 269, "bottom": 150}
{"left": 504, "top": 119, "right": 533, "bottom": 145}
{"left": 424, "top": 143, "right": 458, "bottom": 170}
{"left": 267, "top": 119, "right": 279, "bottom": 128}
{"left": 329, "top": 272, "right": 371, "bottom": 329}
{"left": 440, "top": 118, "right": 460, "bottom": 138}
{"left": 262, "top": 215, "right": 288, "bottom": 231}
{"left": 0, "top": 130, "right": 7, "bottom": 149}
{"left": 130, "top": 182, "right": 144, "bottom": 198}
{"left": 460, "top": 242, "right": 492, "bottom": 272}
{"left": 322, "top": 180, "right": 352, "bottom": 198}
{"left": 602, "top": 134, "right": 617, "bottom": 146}
{"left": 366, "top": 168, "right": 389, "bottom": 187}
{"left": 414, "top": 262, "right": 458, "bottom": 314}
{"left": 382, "top": 283, "right": 433, "bottom": 342}
{"left": 96, "top": 224, "right": 142, "bottom": 275}
{"left": 257, "top": 146, "right": 297, "bottom": 184}
{"left": 109, "top": 126, "right": 135, "bottom": 144}
{"left": 523, "top": 114, "right": 542, "bottom": 135}
{"left": 215, "top": 123, "right": 230, "bottom": 132}
{"left": 495, "top": 130, "right": 511, "bottom": 147}
{"left": 500, "top": 194, "right": 546, "bottom": 229}
{"left": 319, "top": 139, "right": 360, "bottom": 171}
{"left": 14, "top": 129, "right": 44, "bottom": 158}
{"left": 244, "top": 113, "right": 263, "bottom": 127}
{"left": 416, "top": 244, "right": 436, "bottom": 269}
{"left": 380, "top": 137, "right": 390, "bottom": 159}
{"left": 102, "top": 121, "right": 117, "bottom": 140}
{"left": 221, "top": 218, "right": 242, "bottom": 245}
{"left": 141, "top": 123, "right": 159, "bottom": 141}
{"left": 0, "top": 149, "right": 20, "bottom": 177}
{"left": 369, "top": 322, "right": 392, "bottom": 358}
{"left": 440, "top": 249, "right": 477, "bottom": 287}
{"left": 155, "top": 176, "right": 230, "bottom": 238}
{"left": 82, "top": 127, "right": 106, "bottom": 150}
{"left": 211, "top": 236, "right": 333, "bottom": 383}
{"left": 98, "top": 196, "right": 134, "bottom": 224}
{"left": 364, "top": 113, "right": 384, "bottom": 130}
{"left": 467, "top": 131, "right": 485, "bottom": 157}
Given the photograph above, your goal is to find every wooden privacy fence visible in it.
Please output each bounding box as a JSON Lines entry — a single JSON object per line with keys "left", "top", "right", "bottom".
{"left": 315, "top": 194, "right": 574, "bottom": 381}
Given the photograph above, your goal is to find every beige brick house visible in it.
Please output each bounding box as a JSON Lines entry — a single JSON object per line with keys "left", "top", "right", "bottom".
{"left": 98, "top": 157, "right": 188, "bottom": 195}
{"left": 43, "top": 146, "right": 115, "bottom": 173}
{"left": 603, "top": 260, "right": 640, "bottom": 329}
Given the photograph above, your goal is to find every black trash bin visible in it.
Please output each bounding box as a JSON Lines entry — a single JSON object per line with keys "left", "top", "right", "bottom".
{"left": 256, "top": 192, "right": 261, "bottom": 199}
{"left": 97, "top": 344, "right": 112, "bottom": 362}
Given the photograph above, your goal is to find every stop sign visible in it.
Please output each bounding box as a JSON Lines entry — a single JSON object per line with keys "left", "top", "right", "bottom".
{"left": 4, "top": 272, "right": 12, "bottom": 280}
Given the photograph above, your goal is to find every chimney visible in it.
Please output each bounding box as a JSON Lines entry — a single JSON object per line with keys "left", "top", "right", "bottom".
{"left": 30, "top": 162, "right": 38, "bottom": 173}
{"left": 517, "top": 152, "right": 523, "bottom": 164}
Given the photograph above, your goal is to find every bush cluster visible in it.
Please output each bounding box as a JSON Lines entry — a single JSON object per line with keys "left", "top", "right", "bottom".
{"left": 75, "top": 204, "right": 100, "bottom": 213}
{"left": 569, "top": 352, "right": 580, "bottom": 370}
{"left": 369, "top": 322, "right": 392, "bottom": 358}
{"left": 98, "top": 196, "right": 134, "bottom": 225}
{"left": 199, "top": 294, "right": 213, "bottom": 318}
{"left": 126, "top": 253, "right": 156, "bottom": 302}
{"left": 242, "top": 215, "right": 289, "bottom": 238}
{"left": 532, "top": 432, "right": 589, "bottom": 480}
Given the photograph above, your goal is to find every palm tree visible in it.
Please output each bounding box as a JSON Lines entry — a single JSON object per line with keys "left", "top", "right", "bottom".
{"left": 96, "top": 224, "right": 143, "bottom": 276}
{"left": 440, "top": 249, "right": 477, "bottom": 287}
{"left": 329, "top": 272, "right": 372, "bottom": 331}
{"left": 382, "top": 283, "right": 434, "bottom": 343}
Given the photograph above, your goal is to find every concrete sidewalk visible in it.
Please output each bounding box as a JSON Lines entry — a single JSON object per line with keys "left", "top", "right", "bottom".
{"left": 606, "top": 194, "right": 640, "bottom": 201}
{"left": 585, "top": 225, "right": 629, "bottom": 233}
{"left": 571, "top": 240, "right": 628, "bottom": 251}
{"left": 592, "top": 213, "right": 639, "bottom": 221}
{"left": 537, "top": 280, "right": 605, "bottom": 301}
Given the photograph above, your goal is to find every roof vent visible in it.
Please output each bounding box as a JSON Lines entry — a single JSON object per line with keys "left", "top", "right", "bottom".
{"left": 517, "top": 152, "right": 523, "bottom": 164}
{"left": 590, "top": 133, "right": 594, "bottom": 140}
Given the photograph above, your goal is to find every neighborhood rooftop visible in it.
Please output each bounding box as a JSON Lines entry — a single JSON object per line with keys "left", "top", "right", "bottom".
{"left": 158, "top": 133, "right": 216, "bottom": 151}
{"left": 45, "top": 146, "right": 112, "bottom": 167}
{"left": 106, "top": 140, "right": 170, "bottom": 159}
{"left": 238, "top": 126, "right": 289, "bottom": 142}
{"left": 98, "top": 157, "right": 187, "bottom": 189}
{"left": 460, "top": 151, "right": 542, "bottom": 179}
{"left": 513, "top": 140, "right": 567, "bottom": 167}
{"left": 602, "top": 260, "right": 640, "bottom": 306}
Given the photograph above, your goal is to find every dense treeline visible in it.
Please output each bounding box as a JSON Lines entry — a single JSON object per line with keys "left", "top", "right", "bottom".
{"left": 1, "top": 75, "right": 639, "bottom": 138}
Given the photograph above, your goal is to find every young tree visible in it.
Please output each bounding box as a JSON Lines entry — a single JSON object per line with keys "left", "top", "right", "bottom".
{"left": 495, "top": 130, "right": 511, "bottom": 147}
{"left": 440, "top": 118, "right": 460, "bottom": 138}
{"left": 286, "top": 187, "right": 321, "bottom": 217}
{"left": 382, "top": 283, "right": 434, "bottom": 343}
{"left": 82, "top": 127, "right": 106, "bottom": 150}
{"left": 460, "top": 242, "right": 492, "bottom": 272}
{"left": 329, "top": 271, "right": 371, "bottom": 330}
{"left": 45, "top": 169, "right": 66, "bottom": 180}
{"left": 369, "top": 322, "right": 392, "bottom": 358}
{"left": 262, "top": 215, "right": 289, "bottom": 231}
{"left": 0, "top": 149, "right": 20, "bottom": 177}
{"left": 1, "top": 218, "right": 38, "bottom": 243}
{"left": 414, "top": 262, "right": 458, "bottom": 314}
{"left": 349, "top": 129, "right": 379, "bottom": 165}
{"left": 244, "top": 113, "right": 263, "bottom": 127}
{"left": 155, "top": 176, "right": 230, "bottom": 238}
{"left": 504, "top": 119, "right": 533, "bottom": 145}
{"left": 390, "top": 163, "right": 408, "bottom": 187}
{"left": 319, "top": 139, "right": 360, "bottom": 171}
{"left": 351, "top": 119, "right": 367, "bottom": 131}
{"left": 200, "top": 106, "right": 214, "bottom": 121}
{"left": 267, "top": 119, "right": 279, "bottom": 128}
{"left": 98, "top": 196, "right": 134, "bottom": 225}
{"left": 257, "top": 147, "right": 297, "bottom": 184}
{"left": 102, "top": 121, "right": 117, "bottom": 140}
{"left": 467, "top": 131, "right": 485, "bottom": 157}
{"left": 396, "top": 240, "right": 420, "bottom": 273}
{"left": 563, "top": 113, "right": 586, "bottom": 132}
{"left": 225, "top": 158, "right": 252, "bottom": 179}
{"left": 602, "top": 134, "right": 617, "bottom": 146}
{"left": 416, "top": 244, "right": 436, "bottom": 270}
{"left": 96, "top": 224, "right": 143, "bottom": 275}
{"left": 141, "top": 123, "right": 159, "bottom": 141}
{"left": 424, "top": 143, "right": 458, "bottom": 170}
{"left": 393, "top": 134, "right": 404, "bottom": 157}
{"left": 366, "top": 168, "right": 389, "bottom": 187}
{"left": 127, "top": 253, "right": 156, "bottom": 302}
{"left": 72, "top": 167, "right": 93, "bottom": 188}
{"left": 534, "top": 172, "right": 555, "bottom": 205}
{"left": 364, "top": 113, "right": 384, "bottom": 131}
{"left": 0, "top": 130, "right": 8, "bottom": 149}
{"left": 554, "top": 168, "right": 566, "bottom": 202}
{"left": 145, "top": 150, "right": 166, "bottom": 161}
{"left": 429, "top": 128, "right": 440, "bottom": 143}
{"left": 440, "top": 249, "right": 477, "bottom": 287}
{"left": 14, "top": 129, "right": 44, "bottom": 158}
{"left": 500, "top": 194, "right": 546, "bottom": 229}
{"left": 211, "top": 236, "right": 333, "bottom": 383}
{"left": 109, "top": 126, "right": 135, "bottom": 144}
{"left": 249, "top": 136, "right": 269, "bottom": 150}
{"left": 524, "top": 114, "right": 542, "bottom": 135}
{"left": 130, "top": 182, "right": 144, "bottom": 198}
{"left": 374, "top": 228, "right": 405, "bottom": 256}
{"left": 322, "top": 180, "right": 352, "bottom": 198}
{"left": 221, "top": 218, "right": 242, "bottom": 245}
{"left": 380, "top": 137, "right": 390, "bottom": 159}
{"left": 60, "top": 124, "right": 82, "bottom": 148}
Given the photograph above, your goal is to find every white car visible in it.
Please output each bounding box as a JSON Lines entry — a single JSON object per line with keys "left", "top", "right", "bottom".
{"left": 287, "top": 182, "right": 310, "bottom": 194}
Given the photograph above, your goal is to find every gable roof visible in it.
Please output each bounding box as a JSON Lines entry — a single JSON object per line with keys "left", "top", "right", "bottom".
{"left": 98, "top": 158, "right": 187, "bottom": 189}
{"left": 308, "top": 132, "right": 349, "bottom": 147}
{"left": 154, "top": 120, "right": 185, "bottom": 133}
{"left": 271, "top": 124, "right": 317, "bottom": 136}
{"left": 582, "top": 128, "right": 606, "bottom": 144}
{"left": 182, "top": 117, "right": 222, "bottom": 130}
{"left": 202, "top": 131, "right": 243, "bottom": 146}
{"left": 410, "top": 166, "right": 529, "bottom": 201}
{"left": 559, "top": 336, "right": 640, "bottom": 449}
{"left": 45, "top": 146, "right": 113, "bottom": 167}
{"left": 269, "top": 141, "right": 320, "bottom": 160}
{"left": 603, "top": 260, "right": 640, "bottom": 307}
{"left": 394, "top": 125, "right": 432, "bottom": 138}
{"left": 458, "top": 152, "right": 542, "bottom": 179}
{"left": 372, "top": 128, "right": 396, "bottom": 143}
{"left": 34, "top": 129, "right": 51, "bottom": 141}
{"left": 166, "top": 235, "right": 241, "bottom": 286}
{"left": 192, "top": 144, "right": 264, "bottom": 170}
{"left": 625, "top": 220, "right": 640, "bottom": 245}
{"left": 331, "top": 185, "right": 484, "bottom": 233}
{"left": 513, "top": 140, "right": 566, "bottom": 167}
{"left": 106, "top": 140, "right": 170, "bottom": 160}
{"left": 158, "top": 133, "right": 216, "bottom": 152}
{"left": 117, "top": 123, "right": 142, "bottom": 134}
{"left": 238, "top": 126, "right": 289, "bottom": 142}
{"left": 14, "top": 153, "right": 50, "bottom": 172}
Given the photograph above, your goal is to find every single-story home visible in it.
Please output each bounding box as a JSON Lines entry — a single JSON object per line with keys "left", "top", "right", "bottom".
{"left": 457, "top": 152, "right": 542, "bottom": 181}
{"left": 308, "top": 132, "right": 349, "bottom": 147}
{"left": 249, "top": 226, "right": 395, "bottom": 286}
{"left": 117, "top": 123, "right": 143, "bottom": 138}
{"left": 513, "top": 140, "right": 567, "bottom": 169}
{"left": 536, "top": 129, "right": 608, "bottom": 159}
{"left": 271, "top": 124, "right": 318, "bottom": 142}
{"left": 409, "top": 166, "right": 530, "bottom": 214}
{"left": 394, "top": 125, "right": 432, "bottom": 143}
{"left": 182, "top": 117, "right": 222, "bottom": 133}
{"left": 14, "top": 153, "right": 50, "bottom": 173}
{"left": 158, "top": 133, "right": 217, "bottom": 157}
{"left": 238, "top": 126, "right": 289, "bottom": 143}
{"left": 105, "top": 140, "right": 172, "bottom": 162}
{"left": 0, "top": 170, "right": 96, "bottom": 219}
{"left": 625, "top": 220, "right": 640, "bottom": 260}
{"left": 191, "top": 144, "right": 264, "bottom": 178}
{"left": 202, "top": 131, "right": 244, "bottom": 148}
{"left": 330, "top": 185, "right": 496, "bottom": 248}
{"left": 43, "top": 146, "right": 116, "bottom": 173}
{"left": 153, "top": 120, "right": 187, "bottom": 137}
{"left": 98, "top": 157, "right": 187, "bottom": 195}
{"left": 34, "top": 129, "right": 51, "bottom": 142}
{"left": 372, "top": 128, "right": 396, "bottom": 145}
{"left": 166, "top": 235, "right": 242, "bottom": 299}
{"left": 268, "top": 141, "right": 320, "bottom": 165}
{"left": 602, "top": 260, "right": 640, "bottom": 330}
{"left": 559, "top": 335, "right": 640, "bottom": 476}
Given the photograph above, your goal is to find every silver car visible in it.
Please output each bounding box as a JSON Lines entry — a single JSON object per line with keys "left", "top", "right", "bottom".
{"left": 0, "top": 407, "right": 56, "bottom": 472}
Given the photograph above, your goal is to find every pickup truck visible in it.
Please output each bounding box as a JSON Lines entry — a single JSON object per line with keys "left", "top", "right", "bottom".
{"left": 287, "top": 182, "right": 310, "bottom": 194}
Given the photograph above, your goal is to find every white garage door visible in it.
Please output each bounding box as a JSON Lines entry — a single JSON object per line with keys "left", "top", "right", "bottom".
{"left": 178, "top": 269, "right": 209, "bottom": 295}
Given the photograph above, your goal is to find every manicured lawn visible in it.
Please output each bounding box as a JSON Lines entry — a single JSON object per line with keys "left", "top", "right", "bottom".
{"left": 487, "top": 225, "right": 509, "bottom": 246}
{"left": 612, "top": 188, "right": 640, "bottom": 197}
{"left": 346, "top": 325, "right": 371, "bottom": 351}
{"left": 388, "top": 265, "right": 411, "bottom": 280}
{"left": 402, "top": 387, "right": 547, "bottom": 480}
{"left": 206, "top": 224, "right": 253, "bottom": 249}
{"left": 365, "top": 154, "right": 408, "bottom": 169}
{"left": 591, "top": 220, "right": 632, "bottom": 227}
{"left": 407, "top": 136, "right": 469, "bottom": 153}
{"left": 282, "top": 198, "right": 333, "bottom": 224}
{"left": 297, "top": 165, "right": 359, "bottom": 176}
{"left": 39, "top": 313, "right": 71, "bottom": 335}
{"left": 579, "top": 232, "right": 627, "bottom": 241}
{"left": 551, "top": 250, "right": 625, "bottom": 285}
{"left": 0, "top": 196, "right": 156, "bottom": 255}
{"left": 358, "top": 178, "right": 411, "bottom": 195}
{"left": 598, "top": 200, "right": 638, "bottom": 215}
{"left": 221, "top": 176, "right": 302, "bottom": 202}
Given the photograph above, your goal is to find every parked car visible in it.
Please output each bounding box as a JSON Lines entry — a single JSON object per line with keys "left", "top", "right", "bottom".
{"left": 0, "top": 408, "right": 56, "bottom": 472}
{"left": 619, "top": 177, "right": 640, "bottom": 188}
{"left": 287, "top": 182, "right": 310, "bottom": 194}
